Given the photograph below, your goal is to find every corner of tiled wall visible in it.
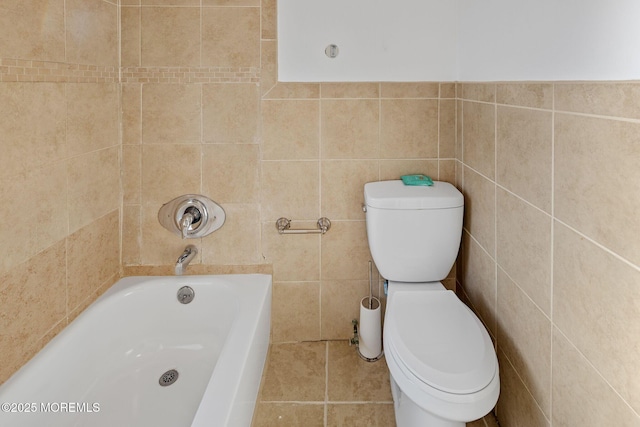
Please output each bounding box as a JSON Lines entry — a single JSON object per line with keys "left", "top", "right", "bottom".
{"left": 457, "top": 82, "right": 640, "bottom": 426}
{"left": 262, "top": 79, "right": 460, "bottom": 342}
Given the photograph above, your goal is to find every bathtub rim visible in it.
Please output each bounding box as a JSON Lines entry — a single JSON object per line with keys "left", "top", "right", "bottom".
{"left": 190, "top": 273, "right": 272, "bottom": 426}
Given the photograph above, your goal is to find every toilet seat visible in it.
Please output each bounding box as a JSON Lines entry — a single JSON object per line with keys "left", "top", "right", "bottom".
{"left": 385, "top": 290, "right": 497, "bottom": 395}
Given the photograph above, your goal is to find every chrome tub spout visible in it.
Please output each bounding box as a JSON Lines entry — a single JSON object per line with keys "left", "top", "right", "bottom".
{"left": 175, "top": 245, "right": 198, "bottom": 276}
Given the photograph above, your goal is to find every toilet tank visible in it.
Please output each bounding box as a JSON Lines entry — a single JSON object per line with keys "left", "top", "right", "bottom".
{"left": 364, "top": 180, "right": 464, "bottom": 283}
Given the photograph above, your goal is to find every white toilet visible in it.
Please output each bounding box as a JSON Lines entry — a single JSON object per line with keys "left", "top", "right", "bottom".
{"left": 364, "top": 180, "right": 499, "bottom": 427}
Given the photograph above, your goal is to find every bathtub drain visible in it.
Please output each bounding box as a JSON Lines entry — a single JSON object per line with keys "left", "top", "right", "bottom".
{"left": 159, "top": 369, "right": 179, "bottom": 387}
{"left": 177, "top": 286, "right": 195, "bottom": 304}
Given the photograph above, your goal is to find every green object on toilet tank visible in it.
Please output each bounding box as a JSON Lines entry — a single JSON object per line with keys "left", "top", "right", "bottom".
{"left": 400, "top": 174, "right": 434, "bottom": 186}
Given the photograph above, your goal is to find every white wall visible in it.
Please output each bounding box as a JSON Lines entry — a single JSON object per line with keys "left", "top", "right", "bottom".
{"left": 277, "top": 0, "right": 459, "bottom": 82}
{"left": 278, "top": 0, "right": 640, "bottom": 82}
{"left": 458, "top": 0, "right": 640, "bottom": 81}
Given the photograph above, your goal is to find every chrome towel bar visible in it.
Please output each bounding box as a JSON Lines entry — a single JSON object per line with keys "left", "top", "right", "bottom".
{"left": 276, "top": 217, "right": 331, "bottom": 235}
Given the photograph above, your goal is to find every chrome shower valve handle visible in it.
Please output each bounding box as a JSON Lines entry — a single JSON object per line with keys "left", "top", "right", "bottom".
{"left": 158, "top": 194, "right": 225, "bottom": 239}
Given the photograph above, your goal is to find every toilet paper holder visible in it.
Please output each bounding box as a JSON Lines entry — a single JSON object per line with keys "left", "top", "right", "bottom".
{"left": 351, "top": 260, "right": 384, "bottom": 362}
{"left": 350, "top": 318, "right": 384, "bottom": 362}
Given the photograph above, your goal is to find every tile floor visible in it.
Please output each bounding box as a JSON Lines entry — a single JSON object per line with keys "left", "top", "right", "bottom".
{"left": 252, "top": 341, "right": 500, "bottom": 427}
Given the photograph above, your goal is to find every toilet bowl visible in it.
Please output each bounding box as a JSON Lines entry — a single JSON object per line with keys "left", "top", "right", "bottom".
{"left": 363, "top": 180, "right": 500, "bottom": 426}
{"left": 383, "top": 282, "right": 499, "bottom": 427}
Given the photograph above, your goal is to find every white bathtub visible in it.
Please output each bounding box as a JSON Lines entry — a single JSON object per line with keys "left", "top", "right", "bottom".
{"left": 0, "top": 274, "right": 272, "bottom": 427}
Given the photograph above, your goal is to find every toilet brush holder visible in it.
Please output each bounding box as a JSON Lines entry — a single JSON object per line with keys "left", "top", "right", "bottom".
{"left": 358, "top": 296, "right": 383, "bottom": 361}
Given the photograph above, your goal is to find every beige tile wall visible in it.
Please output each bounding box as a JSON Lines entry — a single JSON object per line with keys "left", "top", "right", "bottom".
{"left": 457, "top": 82, "right": 640, "bottom": 426}
{"left": 120, "top": 1, "right": 457, "bottom": 345}
{"left": 0, "top": 0, "right": 121, "bottom": 384}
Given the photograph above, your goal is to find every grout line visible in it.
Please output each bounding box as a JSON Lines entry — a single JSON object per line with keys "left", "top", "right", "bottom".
{"left": 199, "top": 83, "right": 204, "bottom": 192}
{"left": 138, "top": 83, "right": 143, "bottom": 198}
{"left": 493, "top": 86, "right": 498, "bottom": 336}
{"left": 459, "top": 97, "right": 464, "bottom": 178}
{"left": 63, "top": 0, "right": 67, "bottom": 63}
{"left": 258, "top": 400, "right": 394, "bottom": 404}
{"left": 324, "top": 341, "right": 329, "bottom": 427}
{"left": 497, "top": 347, "right": 552, "bottom": 425}
{"left": 554, "top": 108, "right": 640, "bottom": 124}
{"left": 497, "top": 264, "right": 550, "bottom": 321}
{"left": 549, "top": 82, "right": 556, "bottom": 426}
{"left": 552, "top": 326, "right": 640, "bottom": 420}
{"left": 462, "top": 226, "right": 496, "bottom": 264}
{"left": 117, "top": 15, "right": 124, "bottom": 271}
{"left": 553, "top": 218, "right": 640, "bottom": 273}
{"left": 318, "top": 85, "right": 324, "bottom": 342}
{"left": 263, "top": 96, "right": 441, "bottom": 101}
{"left": 378, "top": 82, "right": 381, "bottom": 180}
{"left": 325, "top": 400, "right": 395, "bottom": 404}
{"left": 463, "top": 161, "right": 551, "bottom": 219}
{"left": 63, "top": 79, "right": 70, "bottom": 319}
{"left": 460, "top": 95, "right": 640, "bottom": 125}
{"left": 137, "top": 0, "right": 142, "bottom": 68}
{"left": 260, "top": 157, "right": 455, "bottom": 163}
{"left": 133, "top": 4, "right": 259, "bottom": 8}
{"left": 259, "top": 400, "right": 326, "bottom": 404}
{"left": 437, "top": 86, "right": 441, "bottom": 179}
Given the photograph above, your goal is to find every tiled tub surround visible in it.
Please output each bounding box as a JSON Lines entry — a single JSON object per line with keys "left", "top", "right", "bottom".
{"left": 0, "top": 0, "right": 121, "bottom": 383}
{"left": 457, "top": 83, "right": 640, "bottom": 426}
{"left": 123, "top": 78, "right": 455, "bottom": 348}
{"left": 119, "top": 1, "right": 458, "bottom": 353}
{"left": 122, "top": 79, "right": 458, "bottom": 342}
{"left": 120, "top": 0, "right": 460, "bottom": 347}
{"left": 1, "top": 1, "right": 639, "bottom": 427}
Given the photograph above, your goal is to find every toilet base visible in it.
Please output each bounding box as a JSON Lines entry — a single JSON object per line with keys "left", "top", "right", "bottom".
{"left": 390, "top": 376, "right": 464, "bottom": 427}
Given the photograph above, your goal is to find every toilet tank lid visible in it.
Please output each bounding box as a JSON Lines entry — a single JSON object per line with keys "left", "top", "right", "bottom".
{"left": 364, "top": 180, "right": 463, "bottom": 209}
